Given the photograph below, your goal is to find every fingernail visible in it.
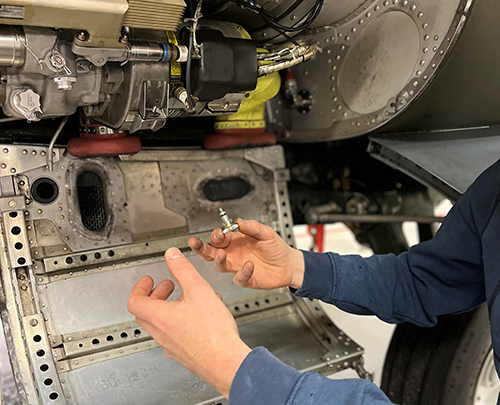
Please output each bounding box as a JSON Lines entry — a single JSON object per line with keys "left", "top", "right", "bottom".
{"left": 167, "top": 248, "right": 183, "bottom": 259}
{"left": 239, "top": 219, "right": 248, "bottom": 227}
{"left": 214, "top": 232, "right": 222, "bottom": 241}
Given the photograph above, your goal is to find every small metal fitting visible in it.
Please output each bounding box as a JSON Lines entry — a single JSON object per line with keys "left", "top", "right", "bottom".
{"left": 219, "top": 208, "right": 239, "bottom": 234}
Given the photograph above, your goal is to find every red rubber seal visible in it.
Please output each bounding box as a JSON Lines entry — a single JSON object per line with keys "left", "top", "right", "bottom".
{"left": 205, "top": 129, "right": 277, "bottom": 150}
{"left": 67, "top": 136, "right": 142, "bottom": 157}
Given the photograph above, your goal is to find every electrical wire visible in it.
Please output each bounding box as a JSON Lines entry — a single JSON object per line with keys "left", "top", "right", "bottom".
{"left": 231, "top": 0, "right": 323, "bottom": 41}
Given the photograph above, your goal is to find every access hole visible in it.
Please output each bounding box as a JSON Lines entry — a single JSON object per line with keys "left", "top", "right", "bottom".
{"left": 65, "top": 257, "right": 73, "bottom": 264}
{"left": 17, "top": 257, "right": 26, "bottom": 265}
{"left": 40, "top": 364, "right": 49, "bottom": 372}
{"left": 80, "top": 254, "right": 87, "bottom": 262}
{"left": 94, "top": 252, "right": 101, "bottom": 259}
{"left": 120, "top": 332, "right": 128, "bottom": 339}
{"left": 78, "top": 343, "right": 83, "bottom": 348}
{"left": 33, "top": 335, "right": 42, "bottom": 343}
{"left": 9, "top": 212, "right": 18, "bottom": 218}
{"left": 53, "top": 261, "right": 58, "bottom": 266}
{"left": 44, "top": 378, "right": 53, "bottom": 386}
{"left": 234, "top": 306, "right": 240, "bottom": 311}
{"left": 134, "top": 329, "right": 141, "bottom": 337}
{"left": 48, "top": 392, "right": 59, "bottom": 400}
{"left": 11, "top": 226, "right": 21, "bottom": 235}
{"left": 32, "top": 178, "right": 59, "bottom": 205}
{"left": 265, "top": 299, "right": 270, "bottom": 304}
{"left": 14, "top": 242, "right": 23, "bottom": 250}
{"left": 255, "top": 301, "right": 260, "bottom": 306}
{"left": 108, "top": 250, "right": 114, "bottom": 257}
{"left": 92, "top": 338, "right": 100, "bottom": 346}
{"left": 36, "top": 349, "right": 45, "bottom": 357}
{"left": 106, "top": 335, "right": 114, "bottom": 342}
{"left": 244, "top": 304, "right": 249, "bottom": 309}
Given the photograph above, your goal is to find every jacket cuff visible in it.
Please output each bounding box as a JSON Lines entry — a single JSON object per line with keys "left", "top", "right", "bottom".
{"left": 292, "top": 250, "right": 335, "bottom": 302}
{"left": 229, "top": 347, "right": 302, "bottom": 405}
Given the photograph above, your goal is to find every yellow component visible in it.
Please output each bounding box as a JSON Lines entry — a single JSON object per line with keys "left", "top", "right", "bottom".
{"left": 166, "top": 31, "right": 182, "bottom": 77}
{"left": 216, "top": 47, "right": 281, "bottom": 131}
{"left": 215, "top": 72, "right": 281, "bottom": 130}
{"left": 232, "top": 23, "right": 252, "bottom": 40}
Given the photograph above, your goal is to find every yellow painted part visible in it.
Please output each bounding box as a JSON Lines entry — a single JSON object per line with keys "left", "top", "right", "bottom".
{"left": 166, "top": 31, "right": 182, "bottom": 77}
{"left": 216, "top": 72, "right": 281, "bottom": 125}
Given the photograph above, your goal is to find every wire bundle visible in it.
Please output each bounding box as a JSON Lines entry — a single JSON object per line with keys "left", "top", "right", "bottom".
{"left": 231, "top": 0, "right": 324, "bottom": 45}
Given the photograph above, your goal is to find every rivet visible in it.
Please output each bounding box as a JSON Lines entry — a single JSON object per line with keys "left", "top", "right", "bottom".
{"left": 2, "top": 148, "right": 8, "bottom": 153}
{"left": 10, "top": 168, "right": 15, "bottom": 174}
{"left": 22, "top": 150, "right": 27, "bottom": 155}
{"left": 37, "top": 209, "right": 42, "bottom": 214}
{"left": 31, "top": 151, "right": 37, "bottom": 156}
{"left": 1, "top": 164, "right": 6, "bottom": 169}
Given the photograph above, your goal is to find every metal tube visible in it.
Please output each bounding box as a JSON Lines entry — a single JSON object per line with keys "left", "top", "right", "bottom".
{"left": 47, "top": 117, "right": 69, "bottom": 172}
{"left": 310, "top": 213, "right": 445, "bottom": 224}
{"left": 0, "top": 25, "right": 25, "bottom": 67}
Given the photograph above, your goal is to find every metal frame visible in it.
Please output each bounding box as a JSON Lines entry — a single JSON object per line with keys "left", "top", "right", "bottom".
{"left": 0, "top": 144, "right": 367, "bottom": 404}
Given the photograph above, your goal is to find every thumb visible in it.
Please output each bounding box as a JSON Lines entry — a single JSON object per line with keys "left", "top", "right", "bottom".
{"left": 236, "top": 219, "right": 276, "bottom": 240}
{"left": 164, "top": 248, "right": 207, "bottom": 296}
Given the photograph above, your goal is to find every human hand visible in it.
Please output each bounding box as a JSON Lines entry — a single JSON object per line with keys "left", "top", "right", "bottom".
{"left": 188, "top": 219, "right": 305, "bottom": 290}
{"left": 127, "top": 248, "right": 251, "bottom": 398}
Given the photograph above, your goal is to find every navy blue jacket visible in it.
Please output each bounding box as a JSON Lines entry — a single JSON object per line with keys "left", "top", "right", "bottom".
{"left": 229, "top": 160, "right": 500, "bottom": 404}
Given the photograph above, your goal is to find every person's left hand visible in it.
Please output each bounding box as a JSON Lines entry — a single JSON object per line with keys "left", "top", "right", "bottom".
{"left": 127, "top": 248, "right": 251, "bottom": 398}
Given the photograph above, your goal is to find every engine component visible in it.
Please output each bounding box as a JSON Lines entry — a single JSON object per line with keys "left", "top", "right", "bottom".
{"left": 12, "top": 88, "right": 42, "bottom": 121}
{"left": 207, "top": 67, "right": 280, "bottom": 149}
{"left": 191, "top": 29, "right": 258, "bottom": 101}
{"left": 0, "top": 0, "right": 185, "bottom": 48}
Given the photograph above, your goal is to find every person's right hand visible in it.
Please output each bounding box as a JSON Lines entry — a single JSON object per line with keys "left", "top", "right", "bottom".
{"left": 188, "top": 219, "right": 304, "bottom": 290}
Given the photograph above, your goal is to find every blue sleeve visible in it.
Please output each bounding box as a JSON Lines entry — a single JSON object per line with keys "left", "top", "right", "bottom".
{"left": 294, "top": 160, "right": 500, "bottom": 327}
{"left": 229, "top": 347, "right": 393, "bottom": 405}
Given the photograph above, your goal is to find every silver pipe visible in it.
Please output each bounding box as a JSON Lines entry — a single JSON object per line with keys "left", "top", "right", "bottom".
{"left": 47, "top": 117, "right": 69, "bottom": 172}
{"left": 0, "top": 25, "right": 25, "bottom": 67}
{"left": 309, "top": 213, "right": 445, "bottom": 224}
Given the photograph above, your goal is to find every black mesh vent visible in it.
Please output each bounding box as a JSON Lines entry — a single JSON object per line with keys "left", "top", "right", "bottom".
{"left": 203, "top": 177, "right": 252, "bottom": 202}
{"left": 77, "top": 171, "right": 107, "bottom": 231}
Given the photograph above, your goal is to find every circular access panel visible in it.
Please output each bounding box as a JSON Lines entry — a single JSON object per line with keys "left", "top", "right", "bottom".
{"left": 339, "top": 11, "right": 420, "bottom": 115}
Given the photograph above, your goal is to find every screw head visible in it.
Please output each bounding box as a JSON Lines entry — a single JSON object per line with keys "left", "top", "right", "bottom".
{"left": 29, "top": 319, "right": 38, "bottom": 327}
{"left": 8, "top": 200, "right": 16, "bottom": 208}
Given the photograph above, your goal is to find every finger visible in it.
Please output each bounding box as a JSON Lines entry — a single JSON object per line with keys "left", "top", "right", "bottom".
{"left": 237, "top": 219, "right": 276, "bottom": 241}
{"left": 233, "top": 261, "right": 255, "bottom": 288}
{"left": 177, "top": 293, "right": 185, "bottom": 302}
{"left": 215, "top": 293, "right": 223, "bottom": 301}
{"left": 165, "top": 248, "right": 209, "bottom": 296}
{"left": 214, "top": 249, "right": 233, "bottom": 274}
{"left": 128, "top": 276, "right": 163, "bottom": 319}
{"left": 211, "top": 228, "right": 232, "bottom": 248}
{"left": 149, "top": 279, "right": 175, "bottom": 301}
{"left": 188, "top": 237, "right": 218, "bottom": 261}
